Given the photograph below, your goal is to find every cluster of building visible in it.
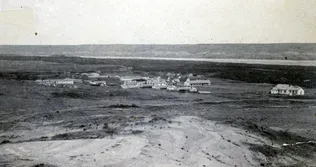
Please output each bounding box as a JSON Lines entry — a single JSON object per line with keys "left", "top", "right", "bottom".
{"left": 35, "top": 71, "right": 306, "bottom": 96}
{"left": 35, "top": 72, "right": 212, "bottom": 94}
{"left": 35, "top": 71, "right": 118, "bottom": 88}
{"left": 120, "top": 75, "right": 306, "bottom": 96}
{"left": 119, "top": 75, "right": 211, "bottom": 93}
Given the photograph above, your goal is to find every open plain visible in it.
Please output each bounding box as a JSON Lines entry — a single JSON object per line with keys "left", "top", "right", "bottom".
{"left": 0, "top": 55, "right": 316, "bottom": 167}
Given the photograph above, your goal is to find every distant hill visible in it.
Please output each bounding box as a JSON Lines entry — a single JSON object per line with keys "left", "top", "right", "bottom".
{"left": 0, "top": 44, "right": 316, "bottom": 60}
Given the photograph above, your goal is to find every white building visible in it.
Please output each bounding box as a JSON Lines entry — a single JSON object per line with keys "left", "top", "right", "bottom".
{"left": 89, "top": 81, "right": 106, "bottom": 86}
{"left": 270, "top": 84, "right": 304, "bottom": 96}
{"left": 36, "top": 78, "right": 80, "bottom": 88}
{"left": 150, "top": 77, "right": 168, "bottom": 89}
{"left": 55, "top": 78, "right": 75, "bottom": 85}
{"left": 184, "top": 78, "right": 211, "bottom": 86}
{"left": 167, "top": 85, "right": 178, "bottom": 91}
{"left": 121, "top": 78, "right": 152, "bottom": 89}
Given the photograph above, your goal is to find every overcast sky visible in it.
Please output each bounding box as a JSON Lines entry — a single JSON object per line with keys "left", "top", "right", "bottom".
{"left": 0, "top": 0, "right": 316, "bottom": 45}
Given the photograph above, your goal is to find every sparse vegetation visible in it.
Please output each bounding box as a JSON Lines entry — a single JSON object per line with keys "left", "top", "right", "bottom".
{"left": 103, "top": 123, "right": 109, "bottom": 129}
{"left": 0, "top": 140, "right": 11, "bottom": 145}
{"left": 108, "top": 104, "right": 139, "bottom": 108}
{"left": 52, "top": 91, "right": 83, "bottom": 98}
{"left": 32, "top": 163, "right": 58, "bottom": 167}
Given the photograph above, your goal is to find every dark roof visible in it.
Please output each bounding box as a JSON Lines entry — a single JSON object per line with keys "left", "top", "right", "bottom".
{"left": 132, "top": 78, "right": 147, "bottom": 82}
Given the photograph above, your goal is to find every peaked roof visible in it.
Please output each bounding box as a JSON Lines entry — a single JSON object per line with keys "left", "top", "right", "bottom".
{"left": 272, "top": 84, "right": 303, "bottom": 90}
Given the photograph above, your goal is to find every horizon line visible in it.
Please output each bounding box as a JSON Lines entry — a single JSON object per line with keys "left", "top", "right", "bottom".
{"left": 1, "top": 43, "right": 316, "bottom": 46}
{"left": 78, "top": 56, "right": 316, "bottom": 67}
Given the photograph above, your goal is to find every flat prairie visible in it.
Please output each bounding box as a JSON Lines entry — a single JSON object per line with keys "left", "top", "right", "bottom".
{"left": 0, "top": 56, "right": 316, "bottom": 167}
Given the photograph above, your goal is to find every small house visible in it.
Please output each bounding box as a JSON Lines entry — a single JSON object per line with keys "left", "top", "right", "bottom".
{"left": 270, "top": 84, "right": 304, "bottom": 96}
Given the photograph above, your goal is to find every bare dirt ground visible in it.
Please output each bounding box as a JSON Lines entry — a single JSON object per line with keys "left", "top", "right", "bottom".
{"left": 0, "top": 77, "right": 316, "bottom": 167}
{"left": 0, "top": 116, "right": 286, "bottom": 167}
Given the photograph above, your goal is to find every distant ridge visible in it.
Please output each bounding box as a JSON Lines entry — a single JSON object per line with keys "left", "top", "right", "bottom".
{"left": 1, "top": 43, "right": 316, "bottom": 60}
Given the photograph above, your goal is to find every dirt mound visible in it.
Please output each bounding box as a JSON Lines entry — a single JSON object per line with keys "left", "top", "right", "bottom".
{"left": 232, "top": 120, "right": 316, "bottom": 162}
{"left": 240, "top": 120, "right": 307, "bottom": 144}
{"left": 51, "top": 130, "right": 117, "bottom": 140}
{"left": 249, "top": 142, "right": 316, "bottom": 166}
{"left": 148, "top": 116, "right": 167, "bottom": 123}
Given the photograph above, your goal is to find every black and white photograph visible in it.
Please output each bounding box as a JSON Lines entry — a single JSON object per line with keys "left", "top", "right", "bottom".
{"left": 1, "top": 0, "right": 316, "bottom": 166}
